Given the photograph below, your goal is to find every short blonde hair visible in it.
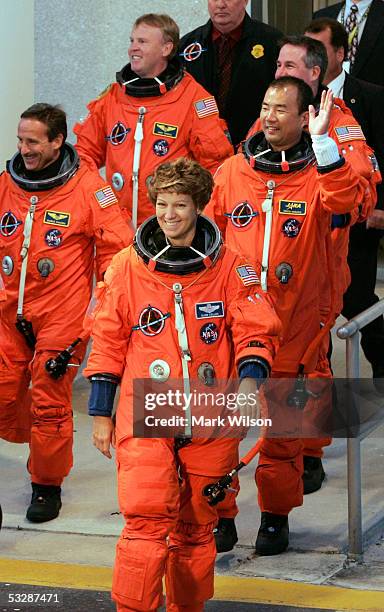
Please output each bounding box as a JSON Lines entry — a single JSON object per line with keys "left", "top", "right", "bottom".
{"left": 133, "top": 14, "right": 179, "bottom": 59}
{"left": 148, "top": 158, "right": 214, "bottom": 211}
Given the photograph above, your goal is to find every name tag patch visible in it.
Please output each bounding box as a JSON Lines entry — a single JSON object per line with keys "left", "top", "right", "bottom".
{"left": 153, "top": 122, "right": 178, "bottom": 139}
{"left": 279, "top": 200, "right": 307, "bottom": 215}
{"left": 195, "top": 301, "right": 224, "bottom": 319}
{"left": 43, "top": 210, "right": 70, "bottom": 227}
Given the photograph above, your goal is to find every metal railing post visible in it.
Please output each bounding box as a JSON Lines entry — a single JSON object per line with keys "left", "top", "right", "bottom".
{"left": 337, "top": 298, "right": 384, "bottom": 562}
{"left": 346, "top": 333, "right": 363, "bottom": 562}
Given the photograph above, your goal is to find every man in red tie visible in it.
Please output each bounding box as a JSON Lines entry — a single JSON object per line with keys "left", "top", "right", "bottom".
{"left": 179, "top": 1, "right": 282, "bottom": 148}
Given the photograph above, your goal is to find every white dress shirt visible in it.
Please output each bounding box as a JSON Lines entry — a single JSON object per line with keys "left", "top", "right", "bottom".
{"left": 327, "top": 70, "right": 346, "bottom": 99}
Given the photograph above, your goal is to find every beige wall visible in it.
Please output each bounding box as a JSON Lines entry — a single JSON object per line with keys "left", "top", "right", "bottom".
{"left": 35, "top": 0, "right": 209, "bottom": 142}
{"left": 0, "top": 0, "right": 34, "bottom": 170}
{"left": 264, "top": 0, "right": 341, "bottom": 35}
{"left": 313, "top": 0, "right": 340, "bottom": 10}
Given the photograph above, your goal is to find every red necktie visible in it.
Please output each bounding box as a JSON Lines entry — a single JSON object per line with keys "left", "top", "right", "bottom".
{"left": 216, "top": 35, "right": 233, "bottom": 115}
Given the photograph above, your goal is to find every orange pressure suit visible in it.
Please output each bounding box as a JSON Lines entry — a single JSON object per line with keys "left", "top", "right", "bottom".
{"left": 247, "top": 95, "right": 379, "bottom": 325}
{"left": 74, "top": 58, "right": 233, "bottom": 226}
{"left": 206, "top": 129, "right": 376, "bottom": 516}
{"left": 0, "top": 144, "right": 132, "bottom": 486}
{"left": 243, "top": 96, "right": 379, "bottom": 470}
{"left": 84, "top": 215, "right": 280, "bottom": 611}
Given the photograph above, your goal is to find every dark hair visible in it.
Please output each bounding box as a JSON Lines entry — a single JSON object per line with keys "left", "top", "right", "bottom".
{"left": 133, "top": 14, "right": 179, "bottom": 59}
{"left": 279, "top": 34, "right": 328, "bottom": 84}
{"left": 148, "top": 157, "right": 214, "bottom": 210}
{"left": 20, "top": 103, "right": 67, "bottom": 142}
{"left": 305, "top": 17, "right": 348, "bottom": 61}
{"left": 267, "top": 76, "right": 314, "bottom": 114}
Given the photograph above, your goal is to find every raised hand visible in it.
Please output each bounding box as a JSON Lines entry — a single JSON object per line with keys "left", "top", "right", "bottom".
{"left": 308, "top": 89, "right": 333, "bottom": 136}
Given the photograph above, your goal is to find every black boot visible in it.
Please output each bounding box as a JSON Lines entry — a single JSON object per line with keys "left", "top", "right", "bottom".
{"left": 303, "top": 456, "right": 325, "bottom": 495}
{"left": 26, "top": 483, "right": 62, "bottom": 523}
{"left": 214, "top": 518, "right": 238, "bottom": 553}
{"left": 255, "top": 512, "right": 289, "bottom": 555}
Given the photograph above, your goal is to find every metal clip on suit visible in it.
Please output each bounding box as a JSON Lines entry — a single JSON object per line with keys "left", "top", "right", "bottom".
{"left": 45, "top": 338, "right": 82, "bottom": 379}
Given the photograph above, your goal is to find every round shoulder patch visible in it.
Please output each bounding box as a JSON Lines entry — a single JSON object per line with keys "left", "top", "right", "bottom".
{"left": 181, "top": 42, "right": 204, "bottom": 62}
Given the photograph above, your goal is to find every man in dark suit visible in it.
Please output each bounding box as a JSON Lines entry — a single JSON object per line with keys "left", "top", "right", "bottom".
{"left": 313, "top": 0, "right": 384, "bottom": 87}
{"left": 179, "top": 0, "right": 282, "bottom": 148}
{"left": 305, "top": 17, "right": 384, "bottom": 391}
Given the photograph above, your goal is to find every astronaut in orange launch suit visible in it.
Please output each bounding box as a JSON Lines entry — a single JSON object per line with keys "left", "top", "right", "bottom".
{"left": 206, "top": 77, "right": 380, "bottom": 555}
{"left": 73, "top": 13, "right": 233, "bottom": 229}
{"left": 0, "top": 103, "right": 132, "bottom": 523}
{"left": 246, "top": 36, "right": 379, "bottom": 335}
{"left": 84, "top": 158, "right": 281, "bottom": 611}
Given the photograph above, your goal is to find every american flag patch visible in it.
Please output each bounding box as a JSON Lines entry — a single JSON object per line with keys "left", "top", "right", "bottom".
{"left": 334, "top": 125, "right": 365, "bottom": 143}
{"left": 94, "top": 186, "right": 118, "bottom": 208}
{"left": 236, "top": 265, "right": 260, "bottom": 286}
{"left": 194, "top": 97, "right": 218, "bottom": 118}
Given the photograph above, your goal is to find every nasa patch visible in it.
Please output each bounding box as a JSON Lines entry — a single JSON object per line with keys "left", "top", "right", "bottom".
{"left": 153, "top": 139, "right": 169, "bottom": 157}
{"left": 282, "top": 218, "right": 301, "bottom": 238}
{"left": 0, "top": 211, "right": 22, "bottom": 237}
{"left": 200, "top": 322, "right": 219, "bottom": 344}
{"left": 45, "top": 228, "right": 63, "bottom": 248}
{"left": 195, "top": 301, "right": 224, "bottom": 319}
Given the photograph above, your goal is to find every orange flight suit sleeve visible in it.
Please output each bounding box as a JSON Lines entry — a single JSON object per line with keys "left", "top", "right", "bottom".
{"left": 328, "top": 103, "right": 381, "bottom": 219}
{"left": 84, "top": 251, "right": 131, "bottom": 378}
{"left": 188, "top": 108, "right": 234, "bottom": 173}
{"left": 204, "top": 172, "right": 228, "bottom": 237}
{"left": 224, "top": 255, "right": 281, "bottom": 368}
{"left": 74, "top": 92, "right": 110, "bottom": 171}
{"left": 317, "top": 159, "right": 369, "bottom": 214}
{"left": 84, "top": 176, "right": 134, "bottom": 278}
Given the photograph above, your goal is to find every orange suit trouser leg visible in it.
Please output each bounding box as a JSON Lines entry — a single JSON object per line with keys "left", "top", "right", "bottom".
{"left": 302, "top": 363, "right": 333, "bottom": 458}
{"left": 165, "top": 472, "right": 218, "bottom": 611}
{"left": 255, "top": 374, "right": 304, "bottom": 515}
{"left": 256, "top": 366, "right": 334, "bottom": 514}
{"left": 113, "top": 438, "right": 219, "bottom": 612}
{"left": 256, "top": 437, "right": 303, "bottom": 515}
{"left": 28, "top": 350, "right": 79, "bottom": 486}
{"left": 215, "top": 477, "right": 239, "bottom": 519}
{"left": 0, "top": 351, "right": 32, "bottom": 444}
{"left": 113, "top": 438, "right": 179, "bottom": 612}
